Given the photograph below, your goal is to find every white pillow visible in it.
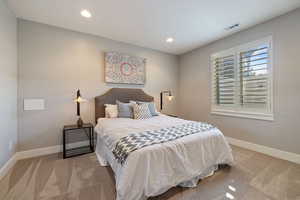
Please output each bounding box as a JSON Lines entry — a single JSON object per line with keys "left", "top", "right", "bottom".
{"left": 105, "top": 104, "right": 118, "bottom": 118}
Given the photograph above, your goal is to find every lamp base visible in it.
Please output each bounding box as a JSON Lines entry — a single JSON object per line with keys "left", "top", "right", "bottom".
{"left": 77, "top": 117, "right": 83, "bottom": 127}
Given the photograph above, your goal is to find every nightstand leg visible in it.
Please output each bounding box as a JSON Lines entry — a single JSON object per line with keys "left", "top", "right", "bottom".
{"left": 89, "top": 127, "right": 92, "bottom": 151}
{"left": 63, "top": 130, "right": 66, "bottom": 159}
{"left": 92, "top": 127, "right": 94, "bottom": 151}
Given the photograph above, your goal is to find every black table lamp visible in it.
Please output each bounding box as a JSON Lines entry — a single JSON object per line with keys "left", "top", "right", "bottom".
{"left": 160, "top": 90, "right": 174, "bottom": 111}
{"left": 74, "top": 89, "right": 86, "bottom": 127}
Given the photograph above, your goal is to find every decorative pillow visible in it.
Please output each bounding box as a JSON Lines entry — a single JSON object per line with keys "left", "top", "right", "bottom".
{"left": 133, "top": 103, "right": 152, "bottom": 119}
{"left": 130, "top": 101, "right": 159, "bottom": 116}
{"left": 104, "top": 104, "right": 118, "bottom": 118}
{"left": 116, "top": 100, "right": 136, "bottom": 118}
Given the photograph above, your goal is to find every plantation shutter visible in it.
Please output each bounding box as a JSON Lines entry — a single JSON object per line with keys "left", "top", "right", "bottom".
{"left": 238, "top": 44, "right": 270, "bottom": 109}
{"left": 213, "top": 54, "right": 236, "bottom": 105}
{"left": 211, "top": 37, "right": 273, "bottom": 120}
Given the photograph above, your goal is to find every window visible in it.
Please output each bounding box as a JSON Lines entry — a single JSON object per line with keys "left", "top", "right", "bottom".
{"left": 211, "top": 36, "right": 273, "bottom": 120}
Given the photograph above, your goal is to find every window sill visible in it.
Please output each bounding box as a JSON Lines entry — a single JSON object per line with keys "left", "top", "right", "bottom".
{"left": 211, "top": 110, "right": 274, "bottom": 121}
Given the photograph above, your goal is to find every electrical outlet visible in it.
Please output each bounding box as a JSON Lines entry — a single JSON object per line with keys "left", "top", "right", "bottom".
{"left": 9, "top": 141, "right": 14, "bottom": 151}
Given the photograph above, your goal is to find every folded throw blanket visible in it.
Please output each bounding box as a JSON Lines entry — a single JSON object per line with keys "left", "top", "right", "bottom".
{"left": 112, "top": 122, "right": 215, "bottom": 164}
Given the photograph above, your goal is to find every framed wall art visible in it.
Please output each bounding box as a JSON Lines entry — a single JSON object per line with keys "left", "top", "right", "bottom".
{"left": 105, "top": 52, "right": 146, "bottom": 85}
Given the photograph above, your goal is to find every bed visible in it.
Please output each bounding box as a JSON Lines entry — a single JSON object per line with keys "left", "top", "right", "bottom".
{"left": 94, "top": 88, "right": 234, "bottom": 200}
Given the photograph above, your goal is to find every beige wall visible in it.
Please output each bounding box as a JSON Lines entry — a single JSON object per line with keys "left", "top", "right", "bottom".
{"left": 15, "top": 8, "right": 300, "bottom": 155}
{"left": 0, "top": 0, "right": 18, "bottom": 168}
{"left": 179, "top": 8, "right": 300, "bottom": 154}
{"left": 18, "top": 19, "right": 179, "bottom": 151}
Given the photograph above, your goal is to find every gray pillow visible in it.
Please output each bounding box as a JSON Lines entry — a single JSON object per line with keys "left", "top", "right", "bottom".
{"left": 131, "top": 101, "right": 159, "bottom": 116}
{"left": 116, "top": 100, "right": 135, "bottom": 118}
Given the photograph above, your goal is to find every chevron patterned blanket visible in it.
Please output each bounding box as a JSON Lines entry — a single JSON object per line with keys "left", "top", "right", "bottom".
{"left": 112, "top": 122, "right": 215, "bottom": 164}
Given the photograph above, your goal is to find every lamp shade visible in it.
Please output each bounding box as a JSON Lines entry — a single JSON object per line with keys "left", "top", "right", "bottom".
{"left": 167, "top": 95, "right": 174, "bottom": 101}
{"left": 74, "top": 90, "right": 87, "bottom": 103}
{"left": 74, "top": 96, "right": 87, "bottom": 103}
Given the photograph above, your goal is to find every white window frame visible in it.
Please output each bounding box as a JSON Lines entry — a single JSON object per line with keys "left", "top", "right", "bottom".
{"left": 210, "top": 36, "right": 274, "bottom": 121}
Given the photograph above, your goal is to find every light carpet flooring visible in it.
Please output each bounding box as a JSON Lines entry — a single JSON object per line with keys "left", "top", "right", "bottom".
{"left": 0, "top": 145, "right": 299, "bottom": 200}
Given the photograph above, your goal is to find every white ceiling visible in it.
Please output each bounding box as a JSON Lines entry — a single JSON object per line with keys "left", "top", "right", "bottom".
{"left": 7, "top": 0, "right": 300, "bottom": 55}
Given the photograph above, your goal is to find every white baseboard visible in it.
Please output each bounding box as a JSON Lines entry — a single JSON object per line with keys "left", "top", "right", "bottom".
{"left": 226, "top": 137, "right": 300, "bottom": 164}
{"left": 16, "top": 141, "right": 90, "bottom": 160}
{"left": 2, "top": 138, "right": 299, "bottom": 180}
{"left": 16, "top": 145, "right": 61, "bottom": 160}
{"left": 0, "top": 154, "right": 18, "bottom": 180}
{"left": 0, "top": 141, "right": 91, "bottom": 180}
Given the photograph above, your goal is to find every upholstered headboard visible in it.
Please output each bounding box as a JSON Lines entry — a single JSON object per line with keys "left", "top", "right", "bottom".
{"left": 95, "top": 88, "right": 154, "bottom": 122}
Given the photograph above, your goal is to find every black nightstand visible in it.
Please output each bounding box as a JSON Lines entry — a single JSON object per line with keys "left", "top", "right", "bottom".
{"left": 63, "top": 123, "right": 94, "bottom": 159}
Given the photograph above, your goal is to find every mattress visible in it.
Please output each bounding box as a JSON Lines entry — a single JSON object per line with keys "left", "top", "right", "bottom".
{"left": 95, "top": 115, "right": 234, "bottom": 200}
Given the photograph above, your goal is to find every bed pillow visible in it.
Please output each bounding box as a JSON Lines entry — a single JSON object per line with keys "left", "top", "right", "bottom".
{"left": 130, "top": 101, "right": 159, "bottom": 116}
{"left": 104, "top": 104, "right": 118, "bottom": 118}
{"left": 116, "top": 100, "right": 135, "bottom": 118}
{"left": 133, "top": 103, "right": 152, "bottom": 119}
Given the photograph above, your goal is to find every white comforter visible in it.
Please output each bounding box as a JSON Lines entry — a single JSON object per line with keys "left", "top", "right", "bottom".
{"left": 95, "top": 115, "right": 234, "bottom": 200}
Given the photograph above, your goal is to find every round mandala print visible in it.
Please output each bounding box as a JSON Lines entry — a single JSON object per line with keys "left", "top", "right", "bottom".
{"left": 120, "top": 62, "right": 134, "bottom": 76}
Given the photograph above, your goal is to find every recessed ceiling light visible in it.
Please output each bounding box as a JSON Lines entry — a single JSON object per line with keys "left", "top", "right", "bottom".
{"left": 166, "top": 37, "right": 174, "bottom": 43}
{"left": 81, "top": 9, "right": 92, "bottom": 18}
